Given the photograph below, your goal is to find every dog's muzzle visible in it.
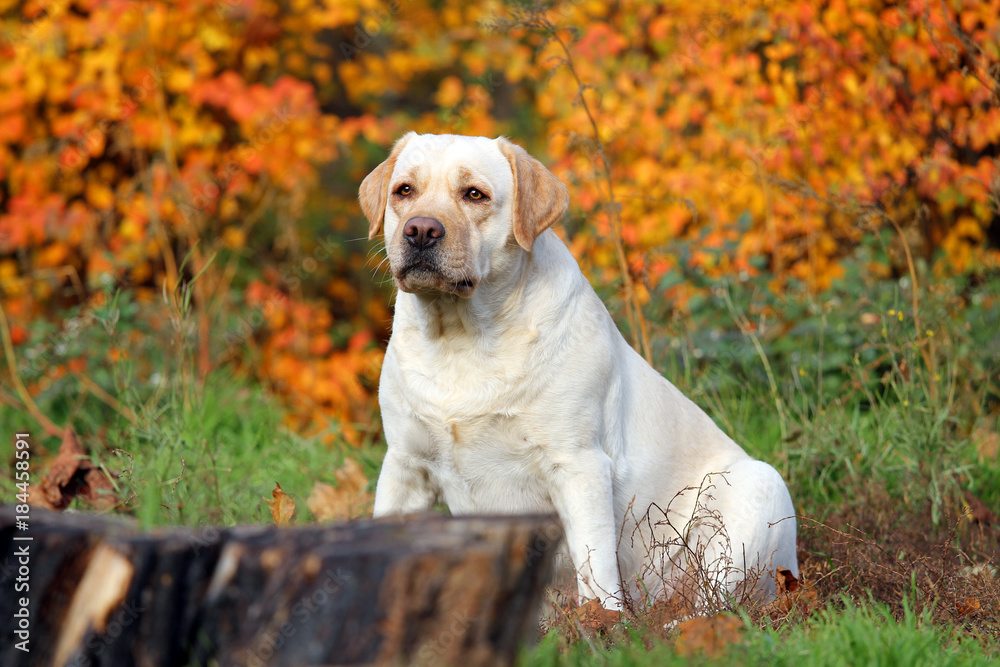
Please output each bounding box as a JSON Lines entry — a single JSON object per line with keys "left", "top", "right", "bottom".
{"left": 394, "top": 216, "right": 475, "bottom": 297}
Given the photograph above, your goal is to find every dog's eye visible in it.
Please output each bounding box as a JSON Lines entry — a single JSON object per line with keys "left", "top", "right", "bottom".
{"left": 395, "top": 184, "right": 412, "bottom": 196}
{"left": 466, "top": 188, "right": 486, "bottom": 201}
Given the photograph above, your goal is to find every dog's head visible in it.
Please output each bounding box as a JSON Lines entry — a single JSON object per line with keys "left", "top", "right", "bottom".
{"left": 360, "top": 133, "right": 569, "bottom": 298}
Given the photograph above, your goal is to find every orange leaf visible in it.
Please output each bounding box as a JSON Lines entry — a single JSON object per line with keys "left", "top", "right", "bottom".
{"left": 957, "top": 597, "right": 981, "bottom": 617}
{"left": 572, "top": 598, "right": 620, "bottom": 634}
{"left": 306, "top": 458, "right": 371, "bottom": 522}
{"left": 760, "top": 567, "right": 820, "bottom": 618}
{"left": 0, "top": 113, "right": 25, "bottom": 143}
{"left": 32, "top": 429, "right": 116, "bottom": 511}
{"left": 775, "top": 566, "right": 800, "bottom": 593}
{"left": 9, "top": 323, "right": 28, "bottom": 345}
{"left": 675, "top": 613, "right": 743, "bottom": 657}
{"left": 38, "top": 429, "right": 88, "bottom": 506}
{"left": 85, "top": 182, "right": 115, "bottom": 210}
{"left": 265, "top": 482, "right": 296, "bottom": 526}
{"left": 434, "top": 76, "right": 464, "bottom": 108}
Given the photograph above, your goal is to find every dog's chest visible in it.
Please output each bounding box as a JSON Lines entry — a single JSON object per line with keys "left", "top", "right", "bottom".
{"left": 393, "top": 323, "right": 540, "bottom": 416}
{"left": 425, "top": 412, "right": 555, "bottom": 514}
{"left": 396, "top": 359, "right": 556, "bottom": 513}
{"left": 386, "top": 310, "right": 572, "bottom": 513}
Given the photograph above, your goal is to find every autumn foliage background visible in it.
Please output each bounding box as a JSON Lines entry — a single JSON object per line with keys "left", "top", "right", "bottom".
{"left": 1, "top": 0, "right": 999, "bottom": 502}
{"left": 1, "top": 0, "right": 1000, "bottom": 651}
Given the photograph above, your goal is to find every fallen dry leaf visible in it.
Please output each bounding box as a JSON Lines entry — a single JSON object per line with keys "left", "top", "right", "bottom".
{"left": 674, "top": 613, "right": 743, "bottom": 657}
{"left": 776, "top": 567, "right": 799, "bottom": 594}
{"left": 265, "top": 482, "right": 296, "bottom": 526}
{"left": 973, "top": 427, "right": 999, "bottom": 460}
{"left": 307, "top": 458, "right": 372, "bottom": 522}
{"left": 31, "top": 429, "right": 117, "bottom": 511}
{"left": 335, "top": 457, "right": 368, "bottom": 495}
{"left": 572, "top": 598, "right": 620, "bottom": 634}
{"left": 956, "top": 597, "right": 981, "bottom": 617}
{"left": 962, "top": 491, "right": 995, "bottom": 526}
{"left": 47, "top": 428, "right": 86, "bottom": 488}
{"left": 759, "top": 566, "right": 819, "bottom": 618}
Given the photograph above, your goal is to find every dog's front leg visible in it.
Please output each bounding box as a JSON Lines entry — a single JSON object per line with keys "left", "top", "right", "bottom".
{"left": 373, "top": 374, "right": 438, "bottom": 516}
{"left": 372, "top": 447, "right": 437, "bottom": 516}
{"left": 547, "top": 448, "right": 623, "bottom": 610}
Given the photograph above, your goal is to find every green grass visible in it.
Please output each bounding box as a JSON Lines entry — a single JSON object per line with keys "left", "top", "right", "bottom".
{"left": 110, "top": 370, "right": 383, "bottom": 528}
{"left": 523, "top": 598, "right": 999, "bottom": 666}
{"left": 0, "top": 286, "right": 383, "bottom": 528}
{"left": 651, "top": 249, "right": 1000, "bottom": 522}
{"left": 0, "top": 366, "right": 382, "bottom": 527}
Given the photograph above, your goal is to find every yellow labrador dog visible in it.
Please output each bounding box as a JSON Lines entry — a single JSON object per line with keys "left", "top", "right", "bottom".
{"left": 362, "top": 133, "right": 798, "bottom": 609}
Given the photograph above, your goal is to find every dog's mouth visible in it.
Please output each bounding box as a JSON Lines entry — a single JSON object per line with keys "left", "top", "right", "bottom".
{"left": 396, "top": 262, "right": 477, "bottom": 297}
{"left": 449, "top": 279, "right": 476, "bottom": 297}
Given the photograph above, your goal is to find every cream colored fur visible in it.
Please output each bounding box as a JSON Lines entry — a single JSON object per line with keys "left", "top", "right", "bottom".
{"left": 363, "top": 133, "right": 798, "bottom": 609}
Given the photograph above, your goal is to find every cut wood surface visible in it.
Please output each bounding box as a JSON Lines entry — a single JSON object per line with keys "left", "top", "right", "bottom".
{"left": 0, "top": 507, "right": 563, "bottom": 667}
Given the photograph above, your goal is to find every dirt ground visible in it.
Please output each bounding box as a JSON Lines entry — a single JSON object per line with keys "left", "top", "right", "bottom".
{"left": 795, "top": 484, "right": 999, "bottom": 641}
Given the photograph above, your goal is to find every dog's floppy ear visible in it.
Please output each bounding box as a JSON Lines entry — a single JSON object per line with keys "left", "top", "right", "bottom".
{"left": 359, "top": 132, "right": 415, "bottom": 240}
{"left": 497, "top": 137, "right": 570, "bottom": 251}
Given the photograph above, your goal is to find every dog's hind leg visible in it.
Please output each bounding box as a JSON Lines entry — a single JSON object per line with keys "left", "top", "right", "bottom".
{"left": 694, "top": 461, "right": 798, "bottom": 604}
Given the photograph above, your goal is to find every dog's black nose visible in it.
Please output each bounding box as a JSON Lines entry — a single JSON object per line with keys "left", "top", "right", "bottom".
{"left": 403, "top": 217, "right": 445, "bottom": 250}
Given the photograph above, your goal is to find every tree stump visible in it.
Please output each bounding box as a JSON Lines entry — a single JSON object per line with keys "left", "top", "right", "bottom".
{"left": 0, "top": 507, "right": 563, "bottom": 666}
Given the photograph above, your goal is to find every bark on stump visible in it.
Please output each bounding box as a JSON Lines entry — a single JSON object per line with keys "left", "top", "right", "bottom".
{"left": 0, "top": 507, "right": 563, "bottom": 666}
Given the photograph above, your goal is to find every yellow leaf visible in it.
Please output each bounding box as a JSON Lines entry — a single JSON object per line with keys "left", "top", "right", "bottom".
{"left": 219, "top": 198, "right": 239, "bottom": 221}
{"left": 632, "top": 157, "right": 659, "bottom": 188}
{"left": 222, "top": 225, "right": 245, "bottom": 248}
{"left": 86, "top": 182, "right": 115, "bottom": 209}
{"left": 119, "top": 218, "right": 143, "bottom": 242}
{"left": 197, "top": 24, "right": 232, "bottom": 52}
{"left": 167, "top": 67, "right": 195, "bottom": 93}
{"left": 0, "top": 259, "right": 17, "bottom": 281}
{"left": 842, "top": 71, "right": 860, "bottom": 98}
